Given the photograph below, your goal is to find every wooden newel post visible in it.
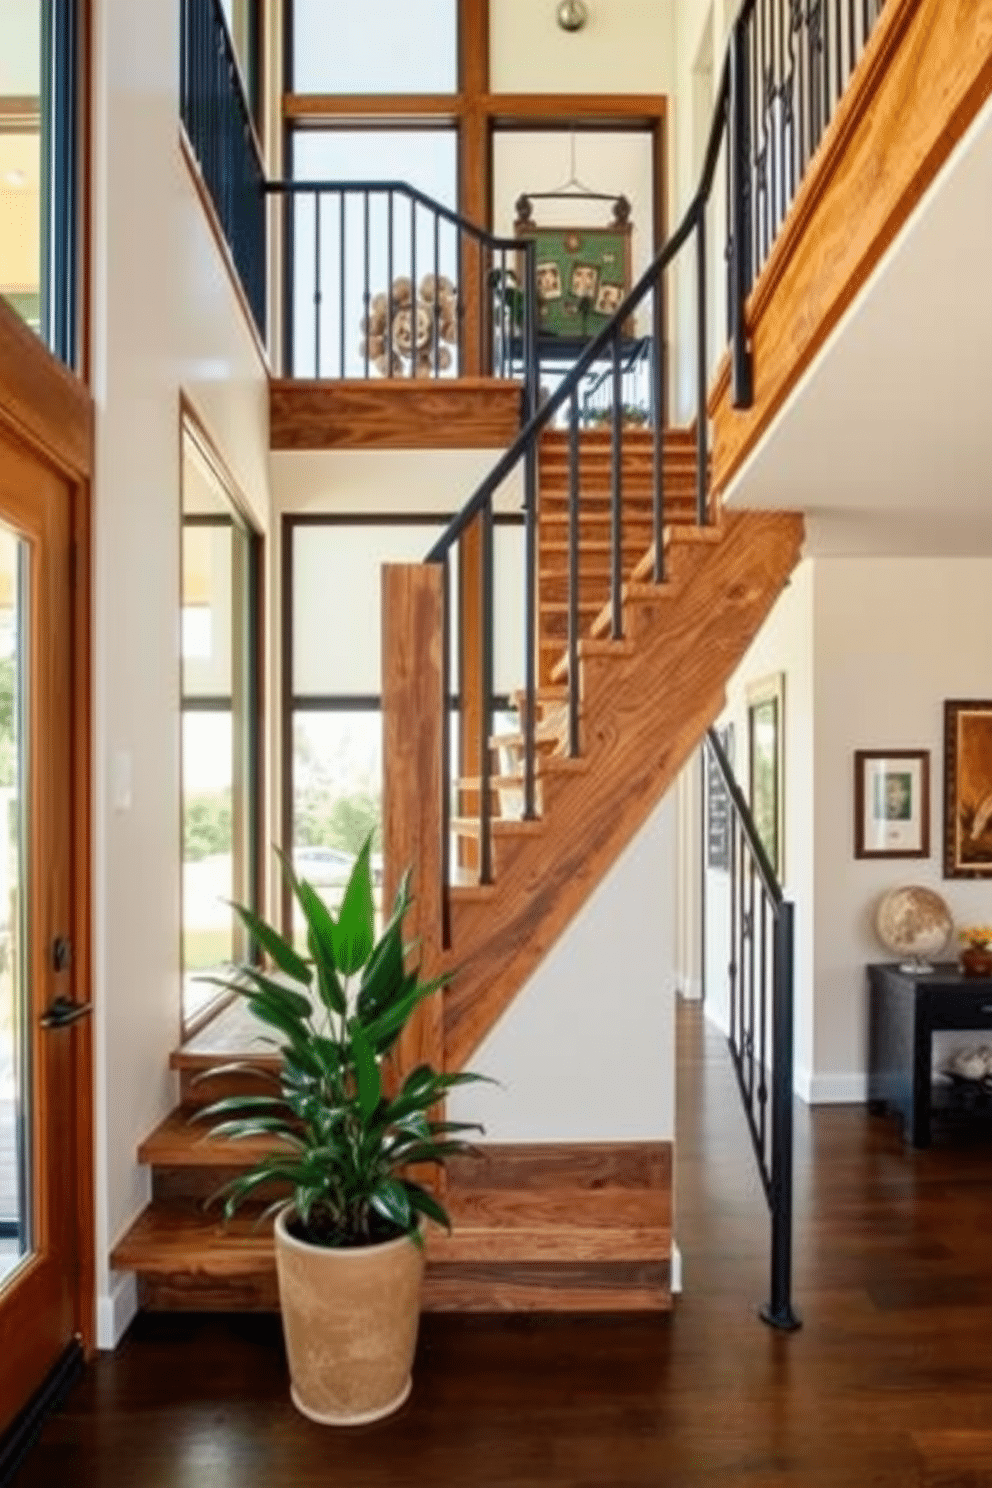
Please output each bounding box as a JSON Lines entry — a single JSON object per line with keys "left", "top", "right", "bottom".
{"left": 382, "top": 562, "right": 447, "bottom": 1093}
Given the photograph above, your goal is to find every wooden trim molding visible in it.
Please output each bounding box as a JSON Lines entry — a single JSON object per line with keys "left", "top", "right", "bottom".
{"left": 269, "top": 377, "right": 524, "bottom": 449}
{"left": 0, "top": 298, "right": 92, "bottom": 479}
{"left": 710, "top": 0, "right": 992, "bottom": 494}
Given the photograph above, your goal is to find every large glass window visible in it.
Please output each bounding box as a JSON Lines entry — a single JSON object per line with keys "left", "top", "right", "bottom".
{"left": 0, "top": 0, "right": 78, "bottom": 363}
{"left": 287, "top": 516, "right": 526, "bottom": 943}
{"left": 181, "top": 429, "right": 260, "bottom": 1031}
{"left": 290, "top": 0, "right": 457, "bottom": 96}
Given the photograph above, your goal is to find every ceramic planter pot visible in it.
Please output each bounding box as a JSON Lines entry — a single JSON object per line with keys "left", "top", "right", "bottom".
{"left": 274, "top": 1207, "right": 425, "bottom": 1426}
{"left": 960, "top": 945, "right": 992, "bottom": 978}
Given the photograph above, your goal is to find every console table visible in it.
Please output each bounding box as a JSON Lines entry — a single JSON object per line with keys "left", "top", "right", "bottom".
{"left": 867, "top": 963, "right": 992, "bottom": 1147}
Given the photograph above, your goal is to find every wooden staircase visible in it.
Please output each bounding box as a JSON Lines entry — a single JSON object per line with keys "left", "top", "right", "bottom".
{"left": 113, "top": 425, "right": 802, "bottom": 1316}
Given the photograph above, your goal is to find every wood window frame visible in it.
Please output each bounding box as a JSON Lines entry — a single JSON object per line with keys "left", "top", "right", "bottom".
{"left": 280, "top": 0, "right": 669, "bottom": 375}
{"left": 178, "top": 401, "right": 266, "bottom": 1041}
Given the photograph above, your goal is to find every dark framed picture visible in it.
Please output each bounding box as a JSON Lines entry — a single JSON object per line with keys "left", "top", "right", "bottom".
{"left": 854, "top": 750, "right": 930, "bottom": 859}
{"left": 706, "top": 722, "right": 735, "bottom": 872}
{"left": 747, "top": 675, "right": 784, "bottom": 878}
{"left": 943, "top": 700, "right": 992, "bottom": 878}
{"left": 515, "top": 209, "right": 633, "bottom": 339}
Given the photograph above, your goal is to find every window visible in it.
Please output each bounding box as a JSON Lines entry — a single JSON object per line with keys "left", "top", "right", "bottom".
{"left": 290, "top": 0, "right": 458, "bottom": 96}
{"left": 0, "top": 0, "right": 79, "bottom": 363}
{"left": 285, "top": 514, "right": 525, "bottom": 942}
{"left": 180, "top": 425, "right": 261, "bottom": 1031}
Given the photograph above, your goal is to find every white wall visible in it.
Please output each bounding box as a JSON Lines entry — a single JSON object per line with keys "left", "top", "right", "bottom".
{"left": 490, "top": 0, "right": 676, "bottom": 95}
{"left": 91, "top": 0, "right": 272, "bottom": 1347}
{"left": 811, "top": 558, "right": 992, "bottom": 1099}
{"left": 449, "top": 795, "right": 677, "bottom": 1141}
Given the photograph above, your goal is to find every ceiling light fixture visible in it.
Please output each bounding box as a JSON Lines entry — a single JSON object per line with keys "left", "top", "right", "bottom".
{"left": 556, "top": 0, "right": 589, "bottom": 32}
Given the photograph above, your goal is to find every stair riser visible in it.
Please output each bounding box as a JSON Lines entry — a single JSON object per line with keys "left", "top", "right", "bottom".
{"left": 152, "top": 1165, "right": 287, "bottom": 1205}
{"left": 179, "top": 1069, "right": 280, "bottom": 1110}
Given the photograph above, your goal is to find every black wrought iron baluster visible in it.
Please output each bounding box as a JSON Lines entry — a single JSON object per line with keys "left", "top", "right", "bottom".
{"left": 567, "top": 388, "right": 581, "bottom": 758}
{"left": 729, "top": 814, "right": 739, "bottom": 1049}
{"left": 363, "top": 190, "right": 371, "bottom": 379}
{"left": 478, "top": 241, "right": 485, "bottom": 375}
{"left": 695, "top": 210, "right": 709, "bottom": 526}
{"left": 410, "top": 198, "right": 417, "bottom": 379}
{"left": 767, "top": 886, "right": 773, "bottom": 1154}
{"left": 479, "top": 499, "right": 494, "bottom": 883}
{"left": 764, "top": 901, "right": 799, "bottom": 1332}
{"left": 652, "top": 283, "right": 665, "bottom": 582}
{"left": 737, "top": 822, "right": 748, "bottom": 1078}
{"left": 433, "top": 211, "right": 441, "bottom": 378}
{"left": 782, "top": 0, "right": 796, "bottom": 210}
{"left": 522, "top": 255, "right": 539, "bottom": 818}
{"left": 848, "top": 0, "right": 856, "bottom": 86}
{"left": 440, "top": 550, "right": 451, "bottom": 939}
{"left": 314, "top": 191, "right": 322, "bottom": 378}
{"left": 794, "top": 0, "right": 807, "bottom": 181}
{"left": 610, "top": 337, "right": 623, "bottom": 640}
{"left": 729, "top": 18, "right": 753, "bottom": 408}
{"left": 748, "top": 10, "right": 761, "bottom": 291}
{"left": 387, "top": 191, "right": 394, "bottom": 377}
{"left": 339, "top": 192, "right": 346, "bottom": 380}
{"left": 768, "top": 0, "right": 780, "bottom": 243}
{"left": 498, "top": 248, "right": 507, "bottom": 378}
{"left": 747, "top": 858, "right": 757, "bottom": 1104}
{"left": 821, "top": 0, "right": 832, "bottom": 133}
{"left": 759, "top": 0, "right": 771, "bottom": 268}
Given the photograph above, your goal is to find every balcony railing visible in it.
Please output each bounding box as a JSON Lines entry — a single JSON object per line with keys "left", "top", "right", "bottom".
{"left": 180, "top": 0, "right": 267, "bottom": 339}
{"left": 266, "top": 181, "right": 537, "bottom": 385}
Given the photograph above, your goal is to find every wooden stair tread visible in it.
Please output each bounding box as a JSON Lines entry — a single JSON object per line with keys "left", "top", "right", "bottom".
{"left": 172, "top": 998, "right": 282, "bottom": 1072}
{"left": 450, "top": 816, "right": 545, "bottom": 838}
{"left": 139, "top": 1110, "right": 286, "bottom": 1168}
{"left": 112, "top": 1188, "right": 670, "bottom": 1277}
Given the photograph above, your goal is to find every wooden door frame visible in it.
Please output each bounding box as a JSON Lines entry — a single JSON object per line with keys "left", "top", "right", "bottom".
{"left": 0, "top": 296, "right": 95, "bottom": 1357}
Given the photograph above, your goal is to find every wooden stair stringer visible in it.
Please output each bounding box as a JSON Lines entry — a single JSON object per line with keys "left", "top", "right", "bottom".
{"left": 443, "top": 510, "right": 805, "bottom": 1071}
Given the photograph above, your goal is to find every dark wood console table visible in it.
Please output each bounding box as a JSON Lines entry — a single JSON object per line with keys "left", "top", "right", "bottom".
{"left": 867, "top": 963, "right": 992, "bottom": 1146}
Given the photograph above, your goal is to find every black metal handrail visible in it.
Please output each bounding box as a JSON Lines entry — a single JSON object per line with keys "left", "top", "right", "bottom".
{"left": 266, "top": 181, "right": 537, "bottom": 384}
{"left": 180, "top": 0, "right": 267, "bottom": 338}
{"left": 705, "top": 727, "right": 800, "bottom": 1331}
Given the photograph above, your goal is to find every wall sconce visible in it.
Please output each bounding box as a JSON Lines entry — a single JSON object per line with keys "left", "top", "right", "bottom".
{"left": 556, "top": 0, "right": 589, "bottom": 32}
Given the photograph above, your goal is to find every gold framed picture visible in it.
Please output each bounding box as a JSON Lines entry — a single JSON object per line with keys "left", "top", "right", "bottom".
{"left": 944, "top": 700, "right": 992, "bottom": 878}
{"left": 747, "top": 674, "right": 785, "bottom": 879}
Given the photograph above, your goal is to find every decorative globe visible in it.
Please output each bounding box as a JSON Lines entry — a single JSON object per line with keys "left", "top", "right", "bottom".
{"left": 875, "top": 886, "right": 952, "bottom": 973}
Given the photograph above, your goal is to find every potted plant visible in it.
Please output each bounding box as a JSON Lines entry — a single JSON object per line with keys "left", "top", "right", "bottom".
{"left": 958, "top": 925, "right": 992, "bottom": 978}
{"left": 195, "top": 839, "right": 486, "bottom": 1426}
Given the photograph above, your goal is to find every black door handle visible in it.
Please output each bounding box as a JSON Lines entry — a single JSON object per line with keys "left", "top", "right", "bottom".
{"left": 40, "top": 996, "right": 92, "bottom": 1030}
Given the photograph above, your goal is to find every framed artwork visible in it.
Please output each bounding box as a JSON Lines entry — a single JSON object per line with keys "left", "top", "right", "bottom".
{"left": 854, "top": 750, "right": 930, "bottom": 859}
{"left": 747, "top": 675, "right": 785, "bottom": 878}
{"left": 706, "top": 722, "right": 735, "bottom": 872}
{"left": 943, "top": 700, "right": 992, "bottom": 878}
{"left": 515, "top": 197, "right": 633, "bottom": 340}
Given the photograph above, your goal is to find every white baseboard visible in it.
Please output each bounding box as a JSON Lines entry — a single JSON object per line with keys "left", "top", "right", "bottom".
{"left": 703, "top": 1003, "right": 730, "bottom": 1038}
{"left": 794, "top": 1068, "right": 868, "bottom": 1105}
{"left": 670, "top": 1241, "right": 683, "bottom": 1295}
{"left": 676, "top": 978, "right": 703, "bottom": 1002}
{"left": 97, "top": 1272, "right": 138, "bottom": 1350}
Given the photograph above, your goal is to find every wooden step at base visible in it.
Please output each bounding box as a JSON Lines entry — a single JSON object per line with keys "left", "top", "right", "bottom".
{"left": 113, "top": 1141, "right": 673, "bottom": 1315}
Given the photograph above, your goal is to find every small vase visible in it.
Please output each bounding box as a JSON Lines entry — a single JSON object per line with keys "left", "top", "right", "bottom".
{"left": 960, "top": 945, "right": 992, "bottom": 978}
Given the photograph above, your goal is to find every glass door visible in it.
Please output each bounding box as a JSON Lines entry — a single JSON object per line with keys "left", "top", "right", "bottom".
{"left": 0, "top": 424, "right": 82, "bottom": 1427}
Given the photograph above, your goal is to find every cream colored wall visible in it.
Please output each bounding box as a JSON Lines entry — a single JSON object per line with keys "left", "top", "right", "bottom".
{"left": 489, "top": 0, "right": 676, "bottom": 95}
{"left": 811, "top": 558, "right": 992, "bottom": 1099}
{"left": 91, "top": 0, "right": 272, "bottom": 1347}
{"left": 449, "top": 795, "right": 677, "bottom": 1141}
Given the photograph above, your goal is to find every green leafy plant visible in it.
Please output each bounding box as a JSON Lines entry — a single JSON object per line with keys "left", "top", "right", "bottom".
{"left": 194, "top": 838, "right": 487, "bottom": 1248}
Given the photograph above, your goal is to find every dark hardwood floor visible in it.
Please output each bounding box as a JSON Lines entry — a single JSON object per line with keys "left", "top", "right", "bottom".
{"left": 15, "top": 1003, "right": 992, "bottom": 1486}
